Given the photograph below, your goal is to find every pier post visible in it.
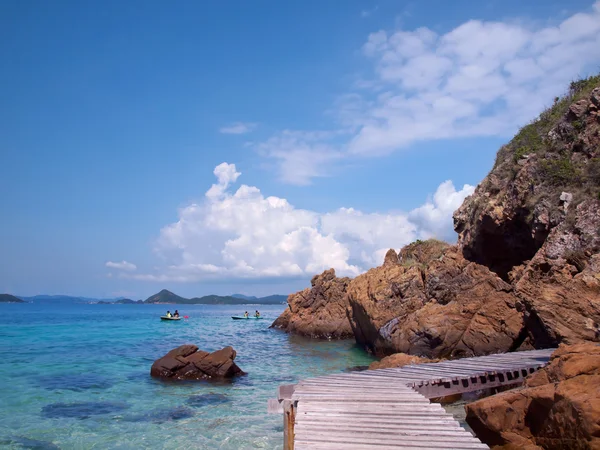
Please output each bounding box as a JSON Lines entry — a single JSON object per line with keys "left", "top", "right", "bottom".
{"left": 283, "top": 399, "right": 296, "bottom": 450}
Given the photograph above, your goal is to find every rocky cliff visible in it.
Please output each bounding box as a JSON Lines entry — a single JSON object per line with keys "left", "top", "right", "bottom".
{"left": 454, "top": 77, "right": 600, "bottom": 349}
{"left": 272, "top": 76, "right": 600, "bottom": 356}
{"left": 270, "top": 269, "right": 353, "bottom": 339}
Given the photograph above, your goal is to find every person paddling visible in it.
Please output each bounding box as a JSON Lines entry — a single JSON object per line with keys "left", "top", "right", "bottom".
{"left": 255, "top": 310, "right": 260, "bottom": 318}
{"left": 174, "top": 310, "right": 180, "bottom": 318}
{"left": 166, "top": 311, "right": 172, "bottom": 318}
{"left": 244, "top": 311, "right": 249, "bottom": 318}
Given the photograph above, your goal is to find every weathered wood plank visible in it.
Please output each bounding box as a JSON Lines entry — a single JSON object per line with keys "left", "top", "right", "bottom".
{"left": 294, "top": 434, "right": 487, "bottom": 449}
{"left": 278, "top": 384, "right": 296, "bottom": 401}
{"left": 295, "top": 439, "right": 488, "bottom": 449}
{"left": 267, "top": 398, "right": 283, "bottom": 414}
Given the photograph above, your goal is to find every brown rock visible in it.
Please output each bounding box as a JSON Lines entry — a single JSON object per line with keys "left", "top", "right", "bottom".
{"left": 346, "top": 248, "right": 428, "bottom": 355}
{"left": 383, "top": 248, "right": 400, "bottom": 266}
{"left": 568, "top": 99, "right": 589, "bottom": 119}
{"left": 453, "top": 77, "right": 600, "bottom": 350}
{"left": 150, "top": 345, "right": 245, "bottom": 381}
{"left": 590, "top": 87, "right": 600, "bottom": 107}
{"left": 399, "top": 239, "right": 450, "bottom": 265}
{"left": 368, "top": 353, "right": 434, "bottom": 370}
{"left": 347, "top": 244, "right": 525, "bottom": 358}
{"left": 270, "top": 269, "right": 353, "bottom": 339}
{"left": 465, "top": 343, "right": 600, "bottom": 449}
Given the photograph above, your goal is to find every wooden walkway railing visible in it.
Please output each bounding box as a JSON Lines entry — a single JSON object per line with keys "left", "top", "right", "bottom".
{"left": 268, "top": 348, "right": 556, "bottom": 449}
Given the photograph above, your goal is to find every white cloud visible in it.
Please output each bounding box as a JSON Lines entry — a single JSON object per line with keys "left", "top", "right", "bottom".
{"left": 361, "top": 6, "right": 379, "bottom": 18}
{"left": 256, "top": 2, "right": 600, "bottom": 180}
{"left": 408, "top": 180, "right": 475, "bottom": 240}
{"left": 116, "top": 163, "right": 474, "bottom": 282}
{"left": 105, "top": 260, "right": 137, "bottom": 271}
{"left": 219, "top": 122, "right": 257, "bottom": 135}
{"left": 255, "top": 130, "right": 346, "bottom": 185}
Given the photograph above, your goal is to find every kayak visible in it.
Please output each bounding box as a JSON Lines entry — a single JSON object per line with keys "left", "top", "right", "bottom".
{"left": 160, "top": 316, "right": 181, "bottom": 321}
{"left": 231, "top": 316, "right": 263, "bottom": 320}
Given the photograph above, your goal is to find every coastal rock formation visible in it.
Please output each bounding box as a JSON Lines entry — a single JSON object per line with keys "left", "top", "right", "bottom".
{"left": 368, "top": 353, "right": 435, "bottom": 370}
{"left": 347, "top": 244, "right": 525, "bottom": 358}
{"left": 271, "top": 78, "right": 600, "bottom": 358}
{"left": 454, "top": 78, "right": 600, "bottom": 349}
{"left": 270, "top": 269, "right": 352, "bottom": 339}
{"left": 150, "top": 345, "right": 245, "bottom": 381}
{"left": 465, "top": 343, "right": 600, "bottom": 449}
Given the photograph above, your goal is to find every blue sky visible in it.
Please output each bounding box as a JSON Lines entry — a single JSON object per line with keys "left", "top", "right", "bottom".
{"left": 1, "top": 0, "right": 599, "bottom": 299}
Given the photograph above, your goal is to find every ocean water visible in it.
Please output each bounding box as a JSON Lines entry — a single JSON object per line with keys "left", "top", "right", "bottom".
{"left": 0, "top": 303, "right": 375, "bottom": 449}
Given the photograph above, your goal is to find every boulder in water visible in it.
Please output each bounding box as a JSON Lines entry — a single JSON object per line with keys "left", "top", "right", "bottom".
{"left": 150, "top": 345, "right": 245, "bottom": 381}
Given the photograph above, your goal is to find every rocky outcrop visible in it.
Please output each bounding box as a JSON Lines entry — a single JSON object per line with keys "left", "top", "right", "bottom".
{"left": 271, "top": 78, "right": 600, "bottom": 357}
{"left": 368, "top": 353, "right": 435, "bottom": 370}
{"left": 270, "top": 269, "right": 352, "bottom": 339}
{"left": 453, "top": 78, "right": 600, "bottom": 350}
{"left": 347, "top": 244, "right": 525, "bottom": 358}
{"left": 150, "top": 345, "right": 245, "bottom": 380}
{"left": 465, "top": 343, "right": 600, "bottom": 449}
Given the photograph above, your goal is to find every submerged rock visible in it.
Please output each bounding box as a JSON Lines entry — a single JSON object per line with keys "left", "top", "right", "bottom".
{"left": 465, "top": 343, "right": 600, "bottom": 449}
{"left": 270, "top": 269, "right": 353, "bottom": 339}
{"left": 186, "top": 393, "right": 230, "bottom": 407}
{"left": 124, "top": 406, "right": 195, "bottom": 423}
{"left": 41, "top": 401, "right": 128, "bottom": 419}
{"left": 36, "top": 374, "right": 113, "bottom": 391}
{"left": 0, "top": 436, "right": 60, "bottom": 450}
{"left": 150, "top": 345, "right": 245, "bottom": 381}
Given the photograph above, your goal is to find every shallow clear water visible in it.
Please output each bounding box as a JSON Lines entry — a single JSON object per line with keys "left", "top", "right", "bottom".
{"left": 0, "top": 303, "right": 375, "bottom": 449}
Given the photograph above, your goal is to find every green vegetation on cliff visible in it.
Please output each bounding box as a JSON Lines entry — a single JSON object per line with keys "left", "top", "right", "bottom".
{"left": 492, "top": 74, "right": 600, "bottom": 198}
{"left": 399, "top": 239, "right": 449, "bottom": 268}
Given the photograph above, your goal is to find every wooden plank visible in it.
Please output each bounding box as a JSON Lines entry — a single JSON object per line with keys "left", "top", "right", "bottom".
{"left": 296, "top": 442, "right": 486, "bottom": 450}
{"left": 296, "top": 441, "right": 487, "bottom": 450}
{"left": 296, "top": 406, "right": 448, "bottom": 415}
{"left": 296, "top": 414, "right": 462, "bottom": 426}
{"left": 267, "top": 398, "right": 283, "bottom": 414}
{"left": 293, "top": 433, "right": 487, "bottom": 449}
{"left": 296, "top": 423, "right": 473, "bottom": 436}
{"left": 278, "top": 384, "right": 296, "bottom": 401}
{"left": 297, "top": 417, "right": 463, "bottom": 428}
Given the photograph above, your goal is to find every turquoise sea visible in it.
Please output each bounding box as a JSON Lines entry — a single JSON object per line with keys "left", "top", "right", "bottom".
{"left": 0, "top": 303, "right": 375, "bottom": 449}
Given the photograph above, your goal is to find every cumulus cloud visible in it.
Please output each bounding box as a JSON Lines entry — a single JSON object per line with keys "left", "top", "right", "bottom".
{"left": 219, "top": 122, "right": 257, "bottom": 135}
{"left": 256, "top": 2, "right": 600, "bottom": 179}
{"left": 117, "top": 163, "right": 474, "bottom": 282}
{"left": 105, "top": 260, "right": 137, "bottom": 271}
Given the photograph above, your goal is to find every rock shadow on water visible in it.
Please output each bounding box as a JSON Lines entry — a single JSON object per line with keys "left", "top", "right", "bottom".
{"left": 0, "top": 436, "right": 60, "bottom": 450}
{"left": 41, "top": 402, "right": 129, "bottom": 420}
{"left": 186, "top": 393, "right": 230, "bottom": 408}
{"left": 123, "top": 406, "right": 195, "bottom": 424}
{"left": 36, "top": 374, "right": 113, "bottom": 392}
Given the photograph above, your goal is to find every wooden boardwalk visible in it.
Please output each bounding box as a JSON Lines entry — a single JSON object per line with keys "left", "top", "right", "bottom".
{"left": 269, "top": 348, "right": 556, "bottom": 449}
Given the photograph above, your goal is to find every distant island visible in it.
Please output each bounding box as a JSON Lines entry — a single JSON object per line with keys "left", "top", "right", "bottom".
{"left": 97, "top": 298, "right": 144, "bottom": 305}
{"left": 5, "top": 291, "right": 288, "bottom": 305}
{"left": 0, "top": 294, "right": 26, "bottom": 303}
{"left": 143, "top": 289, "right": 287, "bottom": 305}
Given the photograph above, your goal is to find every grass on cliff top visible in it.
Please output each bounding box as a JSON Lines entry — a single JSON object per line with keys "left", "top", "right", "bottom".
{"left": 494, "top": 73, "right": 600, "bottom": 170}
{"left": 399, "top": 239, "right": 449, "bottom": 268}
